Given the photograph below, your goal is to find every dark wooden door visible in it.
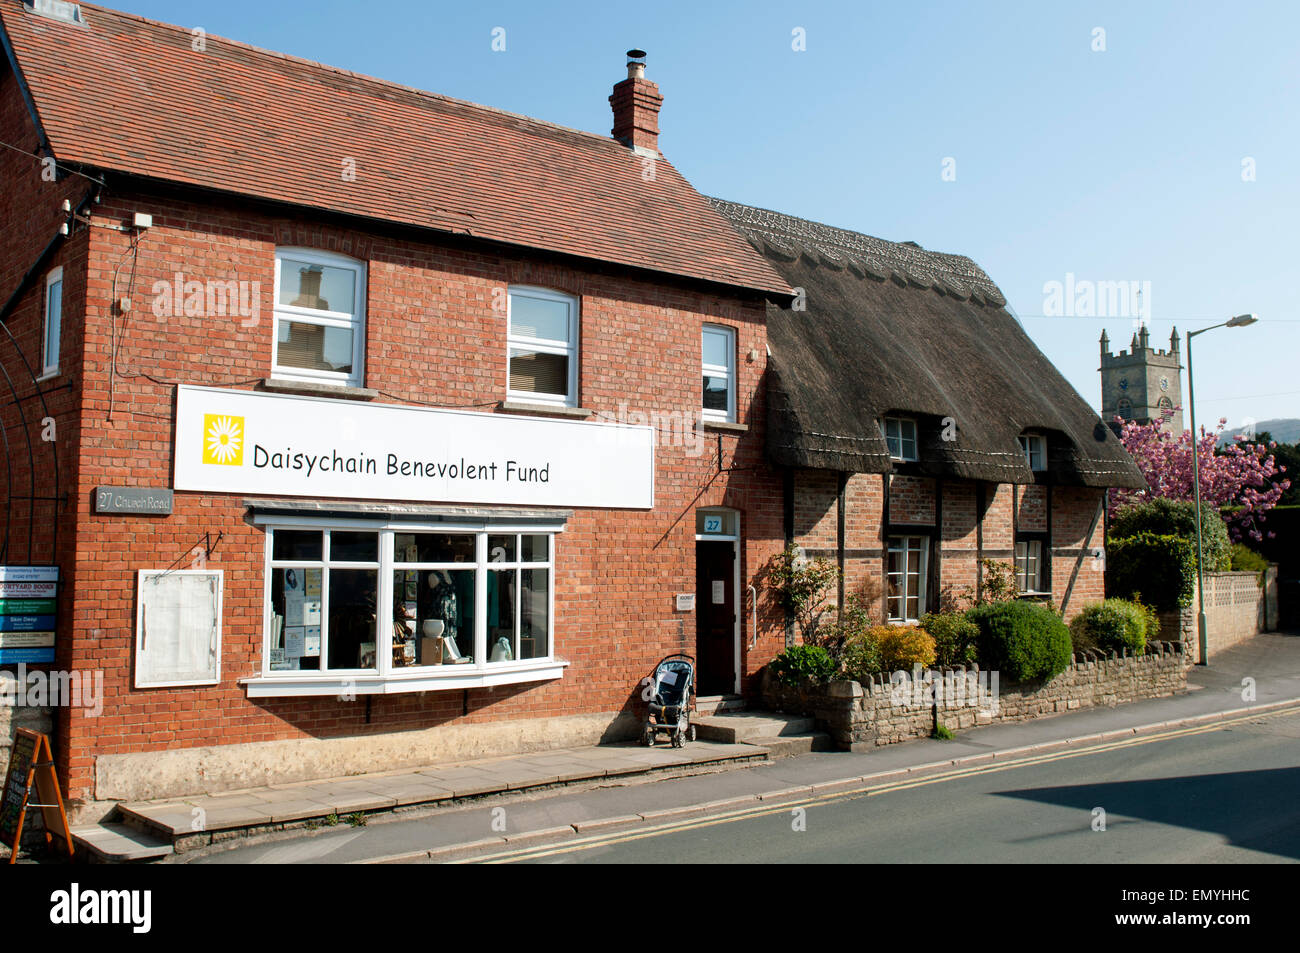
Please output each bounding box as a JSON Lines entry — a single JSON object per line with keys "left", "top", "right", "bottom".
{"left": 696, "top": 540, "right": 736, "bottom": 695}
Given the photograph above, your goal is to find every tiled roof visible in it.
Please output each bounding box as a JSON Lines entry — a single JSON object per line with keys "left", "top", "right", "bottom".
{"left": 0, "top": 1, "right": 790, "bottom": 296}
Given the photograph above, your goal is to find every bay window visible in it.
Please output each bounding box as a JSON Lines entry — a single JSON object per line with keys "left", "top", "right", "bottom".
{"left": 251, "top": 519, "right": 562, "bottom": 696}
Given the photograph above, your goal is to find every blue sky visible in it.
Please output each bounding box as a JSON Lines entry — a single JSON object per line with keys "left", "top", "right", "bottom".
{"left": 105, "top": 0, "right": 1300, "bottom": 434}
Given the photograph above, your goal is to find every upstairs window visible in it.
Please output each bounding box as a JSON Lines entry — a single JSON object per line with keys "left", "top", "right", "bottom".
{"left": 41, "top": 267, "right": 62, "bottom": 378}
{"left": 702, "top": 325, "right": 736, "bottom": 422}
{"left": 1019, "top": 434, "right": 1047, "bottom": 471}
{"left": 882, "top": 417, "right": 918, "bottom": 462}
{"left": 508, "top": 287, "right": 578, "bottom": 407}
{"left": 273, "top": 249, "right": 367, "bottom": 387}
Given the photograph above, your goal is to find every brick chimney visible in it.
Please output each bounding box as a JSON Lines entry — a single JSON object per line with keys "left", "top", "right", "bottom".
{"left": 609, "top": 49, "right": 663, "bottom": 155}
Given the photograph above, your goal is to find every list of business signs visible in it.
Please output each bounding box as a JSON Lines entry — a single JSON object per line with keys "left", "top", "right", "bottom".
{"left": 0, "top": 566, "right": 58, "bottom": 663}
{"left": 173, "top": 385, "right": 655, "bottom": 509}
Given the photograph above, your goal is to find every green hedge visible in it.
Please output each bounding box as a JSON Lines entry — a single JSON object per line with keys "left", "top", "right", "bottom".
{"left": 769, "top": 644, "right": 836, "bottom": 687}
{"left": 1068, "top": 599, "right": 1151, "bottom": 655}
{"left": 1106, "top": 532, "right": 1197, "bottom": 611}
{"left": 966, "top": 600, "right": 1073, "bottom": 683}
{"left": 920, "top": 612, "right": 979, "bottom": 666}
{"left": 1110, "top": 498, "right": 1231, "bottom": 571}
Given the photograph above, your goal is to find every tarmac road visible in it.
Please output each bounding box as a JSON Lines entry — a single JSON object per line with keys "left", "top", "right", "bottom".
{"left": 477, "top": 707, "right": 1300, "bottom": 864}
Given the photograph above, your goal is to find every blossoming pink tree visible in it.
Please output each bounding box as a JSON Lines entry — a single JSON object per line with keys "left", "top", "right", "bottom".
{"left": 1110, "top": 416, "right": 1290, "bottom": 542}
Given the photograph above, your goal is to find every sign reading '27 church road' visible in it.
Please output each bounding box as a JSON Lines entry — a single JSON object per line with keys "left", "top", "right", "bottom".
{"left": 173, "top": 385, "right": 655, "bottom": 509}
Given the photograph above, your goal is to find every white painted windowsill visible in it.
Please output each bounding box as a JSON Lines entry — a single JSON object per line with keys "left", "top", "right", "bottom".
{"left": 240, "top": 658, "right": 568, "bottom": 698}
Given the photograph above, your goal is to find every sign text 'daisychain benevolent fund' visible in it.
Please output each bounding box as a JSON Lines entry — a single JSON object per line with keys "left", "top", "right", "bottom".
{"left": 173, "top": 385, "right": 655, "bottom": 508}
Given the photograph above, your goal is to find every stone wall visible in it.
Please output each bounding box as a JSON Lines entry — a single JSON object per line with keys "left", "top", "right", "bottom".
{"left": 763, "top": 641, "right": 1191, "bottom": 751}
{"left": 1157, "top": 569, "right": 1275, "bottom": 663}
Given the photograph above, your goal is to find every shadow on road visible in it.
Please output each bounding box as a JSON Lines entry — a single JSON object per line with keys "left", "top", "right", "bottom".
{"left": 996, "top": 766, "right": 1300, "bottom": 861}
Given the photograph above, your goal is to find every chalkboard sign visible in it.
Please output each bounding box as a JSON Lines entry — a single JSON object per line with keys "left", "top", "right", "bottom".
{"left": 1, "top": 728, "right": 72, "bottom": 862}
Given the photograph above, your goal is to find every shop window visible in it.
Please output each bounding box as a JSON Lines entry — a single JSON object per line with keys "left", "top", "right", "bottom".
{"left": 1015, "top": 539, "right": 1046, "bottom": 594}
{"left": 273, "top": 248, "right": 367, "bottom": 387}
{"left": 1019, "top": 434, "right": 1047, "bottom": 471}
{"left": 882, "top": 417, "right": 918, "bottom": 462}
{"left": 702, "top": 324, "right": 735, "bottom": 422}
{"left": 886, "top": 536, "right": 927, "bottom": 622}
{"left": 40, "top": 266, "right": 62, "bottom": 378}
{"left": 264, "top": 526, "right": 555, "bottom": 677}
{"left": 507, "top": 286, "right": 578, "bottom": 406}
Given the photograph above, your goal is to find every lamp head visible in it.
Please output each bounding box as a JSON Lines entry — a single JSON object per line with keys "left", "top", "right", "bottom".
{"left": 1227, "top": 313, "right": 1258, "bottom": 327}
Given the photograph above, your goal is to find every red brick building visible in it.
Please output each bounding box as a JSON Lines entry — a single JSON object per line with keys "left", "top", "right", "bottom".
{"left": 0, "top": 0, "right": 1142, "bottom": 822}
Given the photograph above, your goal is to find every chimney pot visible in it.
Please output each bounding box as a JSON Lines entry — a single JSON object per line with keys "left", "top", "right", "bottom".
{"left": 610, "top": 49, "right": 662, "bottom": 154}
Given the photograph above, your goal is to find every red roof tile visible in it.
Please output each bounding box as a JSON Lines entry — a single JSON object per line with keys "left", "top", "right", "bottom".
{"left": 0, "top": 1, "right": 790, "bottom": 295}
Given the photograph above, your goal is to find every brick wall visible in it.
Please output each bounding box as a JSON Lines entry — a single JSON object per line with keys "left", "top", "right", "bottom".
{"left": 789, "top": 472, "right": 1109, "bottom": 622}
{"left": 6, "top": 172, "right": 796, "bottom": 805}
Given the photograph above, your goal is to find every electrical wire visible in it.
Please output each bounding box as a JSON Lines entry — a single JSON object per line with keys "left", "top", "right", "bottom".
{"left": 0, "top": 138, "right": 108, "bottom": 188}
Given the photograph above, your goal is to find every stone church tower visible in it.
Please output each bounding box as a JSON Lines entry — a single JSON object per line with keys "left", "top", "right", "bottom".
{"left": 1099, "top": 325, "right": 1184, "bottom": 435}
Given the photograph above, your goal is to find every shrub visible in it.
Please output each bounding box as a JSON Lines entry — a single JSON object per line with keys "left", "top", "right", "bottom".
{"left": 769, "top": 644, "right": 837, "bottom": 687}
{"left": 920, "top": 612, "right": 980, "bottom": 666}
{"left": 966, "top": 600, "right": 1072, "bottom": 683}
{"left": 1229, "top": 543, "right": 1270, "bottom": 583}
{"left": 870, "top": 624, "right": 936, "bottom": 672}
{"left": 1110, "top": 498, "right": 1231, "bottom": 571}
{"left": 1106, "top": 532, "right": 1197, "bottom": 611}
{"left": 762, "top": 544, "right": 841, "bottom": 647}
{"left": 818, "top": 591, "right": 877, "bottom": 660}
{"left": 1068, "top": 599, "right": 1149, "bottom": 656}
{"left": 840, "top": 630, "right": 884, "bottom": 684}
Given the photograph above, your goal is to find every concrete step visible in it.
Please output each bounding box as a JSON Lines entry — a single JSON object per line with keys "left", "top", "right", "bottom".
{"left": 759, "top": 732, "right": 836, "bottom": 759}
{"left": 693, "top": 711, "right": 815, "bottom": 744}
{"left": 694, "top": 694, "right": 747, "bottom": 717}
{"left": 71, "top": 822, "right": 174, "bottom": 863}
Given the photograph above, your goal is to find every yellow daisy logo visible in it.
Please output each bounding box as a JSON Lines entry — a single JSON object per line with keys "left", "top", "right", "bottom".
{"left": 202, "top": 414, "right": 245, "bottom": 465}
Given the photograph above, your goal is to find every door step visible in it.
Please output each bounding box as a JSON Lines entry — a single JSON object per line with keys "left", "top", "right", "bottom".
{"left": 693, "top": 710, "right": 831, "bottom": 759}
{"left": 71, "top": 822, "right": 174, "bottom": 863}
{"left": 694, "top": 694, "right": 747, "bottom": 717}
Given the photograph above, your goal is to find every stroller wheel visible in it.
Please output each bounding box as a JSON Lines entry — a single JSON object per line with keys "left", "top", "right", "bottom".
{"left": 642, "top": 727, "right": 655, "bottom": 747}
{"left": 688, "top": 724, "right": 696, "bottom": 743}
{"left": 671, "top": 728, "right": 684, "bottom": 748}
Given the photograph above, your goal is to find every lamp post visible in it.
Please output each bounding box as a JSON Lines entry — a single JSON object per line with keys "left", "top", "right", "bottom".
{"left": 1187, "top": 313, "right": 1258, "bottom": 665}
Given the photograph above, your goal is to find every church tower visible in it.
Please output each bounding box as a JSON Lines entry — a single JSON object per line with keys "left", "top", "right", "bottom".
{"left": 1099, "top": 326, "right": 1184, "bottom": 435}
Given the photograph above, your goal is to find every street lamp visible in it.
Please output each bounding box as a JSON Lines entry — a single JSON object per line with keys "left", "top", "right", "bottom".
{"left": 1187, "top": 313, "right": 1258, "bottom": 666}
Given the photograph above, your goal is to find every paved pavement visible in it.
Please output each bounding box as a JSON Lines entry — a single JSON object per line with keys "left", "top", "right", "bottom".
{"left": 183, "top": 630, "right": 1300, "bottom": 864}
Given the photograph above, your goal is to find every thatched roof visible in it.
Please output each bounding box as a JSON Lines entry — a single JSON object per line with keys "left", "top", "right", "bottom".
{"left": 709, "top": 198, "right": 1146, "bottom": 489}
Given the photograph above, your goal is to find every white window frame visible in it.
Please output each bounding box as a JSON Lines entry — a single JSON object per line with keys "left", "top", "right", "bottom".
{"left": 244, "top": 518, "right": 566, "bottom": 697}
{"left": 1015, "top": 539, "right": 1045, "bottom": 594}
{"left": 882, "top": 416, "right": 918, "bottom": 462}
{"left": 506, "top": 286, "right": 579, "bottom": 407}
{"left": 886, "top": 535, "right": 928, "bottom": 623}
{"left": 1019, "top": 434, "right": 1047, "bottom": 471}
{"left": 39, "top": 266, "right": 62, "bottom": 379}
{"left": 272, "top": 248, "right": 367, "bottom": 388}
{"left": 701, "top": 324, "right": 736, "bottom": 423}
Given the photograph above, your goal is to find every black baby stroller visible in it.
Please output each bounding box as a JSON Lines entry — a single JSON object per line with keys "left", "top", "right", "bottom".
{"left": 642, "top": 654, "right": 696, "bottom": 747}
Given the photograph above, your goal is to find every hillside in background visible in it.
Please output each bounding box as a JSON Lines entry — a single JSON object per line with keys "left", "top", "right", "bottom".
{"left": 1217, "top": 418, "right": 1300, "bottom": 446}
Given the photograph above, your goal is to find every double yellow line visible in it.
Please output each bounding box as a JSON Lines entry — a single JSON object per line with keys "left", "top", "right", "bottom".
{"left": 459, "top": 705, "right": 1299, "bottom": 864}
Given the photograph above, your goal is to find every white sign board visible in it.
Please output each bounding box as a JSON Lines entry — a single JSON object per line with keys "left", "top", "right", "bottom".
{"left": 136, "top": 570, "right": 222, "bottom": 687}
{"left": 174, "top": 385, "right": 655, "bottom": 509}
